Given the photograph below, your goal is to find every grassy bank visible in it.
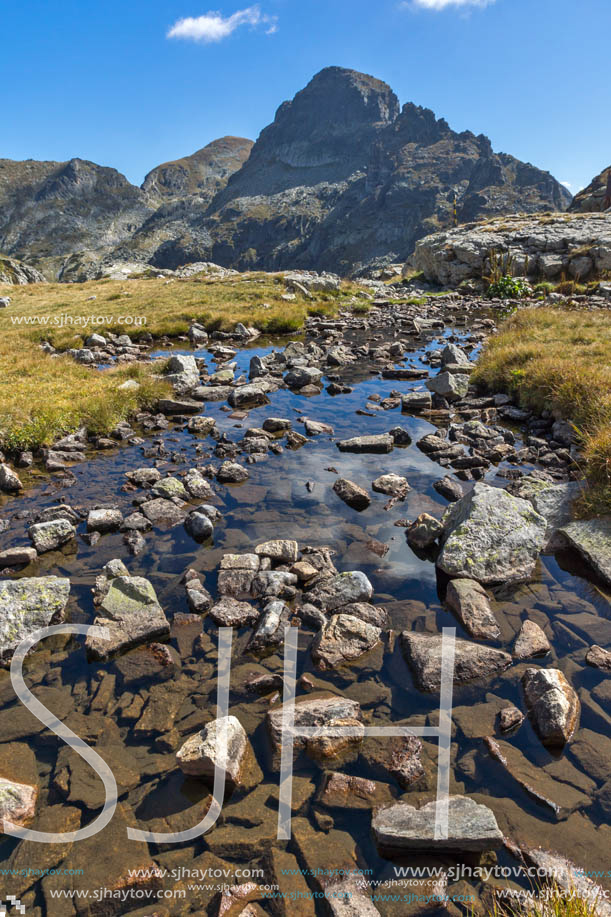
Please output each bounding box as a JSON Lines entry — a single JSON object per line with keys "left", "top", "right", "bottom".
{"left": 0, "top": 271, "right": 349, "bottom": 451}
{"left": 472, "top": 306, "right": 611, "bottom": 516}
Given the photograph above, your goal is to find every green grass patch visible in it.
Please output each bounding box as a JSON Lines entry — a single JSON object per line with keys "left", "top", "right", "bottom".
{"left": 473, "top": 306, "right": 611, "bottom": 516}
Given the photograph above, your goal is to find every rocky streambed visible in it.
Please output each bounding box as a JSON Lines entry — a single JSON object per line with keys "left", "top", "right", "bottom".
{"left": 0, "top": 295, "right": 610, "bottom": 916}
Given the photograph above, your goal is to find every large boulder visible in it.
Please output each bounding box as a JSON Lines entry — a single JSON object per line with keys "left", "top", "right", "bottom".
{"left": 437, "top": 483, "right": 547, "bottom": 585}
{"left": 0, "top": 576, "right": 70, "bottom": 663}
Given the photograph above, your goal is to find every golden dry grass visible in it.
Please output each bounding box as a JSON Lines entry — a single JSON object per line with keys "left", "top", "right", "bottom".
{"left": 0, "top": 271, "right": 350, "bottom": 449}
{"left": 472, "top": 306, "right": 611, "bottom": 515}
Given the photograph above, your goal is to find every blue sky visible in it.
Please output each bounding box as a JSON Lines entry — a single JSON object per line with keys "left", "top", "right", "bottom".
{"left": 2, "top": 0, "right": 609, "bottom": 194}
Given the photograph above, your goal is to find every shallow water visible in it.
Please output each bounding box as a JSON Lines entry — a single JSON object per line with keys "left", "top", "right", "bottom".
{"left": 0, "top": 313, "right": 610, "bottom": 916}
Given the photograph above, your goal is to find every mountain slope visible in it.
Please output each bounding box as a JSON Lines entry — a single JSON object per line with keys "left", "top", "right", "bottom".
{"left": 569, "top": 164, "right": 611, "bottom": 213}
{"left": 118, "top": 68, "right": 572, "bottom": 274}
{"left": 0, "top": 67, "right": 572, "bottom": 278}
{"left": 141, "top": 136, "right": 254, "bottom": 202}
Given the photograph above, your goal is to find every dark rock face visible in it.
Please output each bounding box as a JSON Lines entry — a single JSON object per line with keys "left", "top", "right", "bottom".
{"left": 569, "top": 164, "right": 611, "bottom": 213}
{"left": 0, "top": 157, "right": 153, "bottom": 278}
{"left": 0, "top": 67, "right": 571, "bottom": 277}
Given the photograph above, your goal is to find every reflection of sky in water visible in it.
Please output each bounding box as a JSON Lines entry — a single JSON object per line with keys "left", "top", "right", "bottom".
{"left": 0, "top": 328, "right": 605, "bottom": 627}
{"left": 1, "top": 323, "right": 610, "bottom": 892}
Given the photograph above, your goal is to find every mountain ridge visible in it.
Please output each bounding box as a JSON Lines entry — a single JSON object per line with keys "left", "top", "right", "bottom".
{"left": 0, "top": 66, "right": 573, "bottom": 279}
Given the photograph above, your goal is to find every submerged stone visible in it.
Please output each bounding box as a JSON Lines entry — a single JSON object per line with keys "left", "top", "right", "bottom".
{"left": 0, "top": 576, "right": 70, "bottom": 663}
{"left": 372, "top": 795, "right": 503, "bottom": 855}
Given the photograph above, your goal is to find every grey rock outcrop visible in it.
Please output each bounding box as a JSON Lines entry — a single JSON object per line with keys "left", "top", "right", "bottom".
{"left": 0, "top": 254, "right": 46, "bottom": 284}
{"left": 0, "top": 68, "right": 570, "bottom": 277}
{"left": 414, "top": 212, "right": 611, "bottom": 287}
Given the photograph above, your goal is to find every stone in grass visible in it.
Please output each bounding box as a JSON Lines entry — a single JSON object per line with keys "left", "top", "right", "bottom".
{"left": 333, "top": 478, "right": 371, "bottom": 511}
{"left": 0, "top": 576, "right": 70, "bottom": 664}
{"left": 437, "top": 482, "right": 547, "bottom": 585}
{"left": 176, "top": 716, "right": 262, "bottom": 791}
{"left": 86, "top": 574, "right": 170, "bottom": 661}
{"left": 372, "top": 795, "right": 503, "bottom": 856}
{"left": 311, "top": 614, "right": 382, "bottom": 670}
{"left": 28, "top": 519, "right": 76, "bottom": 554}
{"left": 445, "top": 579, "right": 500, "bottom": 641}
{"left": 400, "top": 632, "right": 512, "bottom": 693}
{"left": 522, "top": 667, "right": 580, "bottom": 748}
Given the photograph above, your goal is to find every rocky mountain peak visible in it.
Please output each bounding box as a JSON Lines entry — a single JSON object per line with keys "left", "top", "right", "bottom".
{"left": 393, "top": 103, "right": 451, "bottom": 145}
{"left": 0, "top": 66, "right": 574, "bottom": 279}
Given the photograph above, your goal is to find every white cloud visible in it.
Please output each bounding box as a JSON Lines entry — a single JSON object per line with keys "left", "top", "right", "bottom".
{"left": 561, "top": 181, "right": 572, "bottom": 189}
{"left": 167, "top": 6, "right": 277, "bottom": 43}
{"left": 401, "top": 0, "right": 495, "bottom": 10}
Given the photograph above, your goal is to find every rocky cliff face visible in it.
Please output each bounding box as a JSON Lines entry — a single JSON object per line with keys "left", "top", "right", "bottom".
{"left": 569, "top": 164, "right": 611, "bottom": 213}
{"left": 0, "top": 157, "right": 153, "bottom": 278}
{"left": 413, "top": 212, "right": 611, "bottom": 287}
{"left": 0, "top": 67, "right": 572, "bottom": 279}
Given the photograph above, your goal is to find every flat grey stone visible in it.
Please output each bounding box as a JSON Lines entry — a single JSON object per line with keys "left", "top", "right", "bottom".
{"left": 372, "top": 796, "right": 503, "bottom": 855}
